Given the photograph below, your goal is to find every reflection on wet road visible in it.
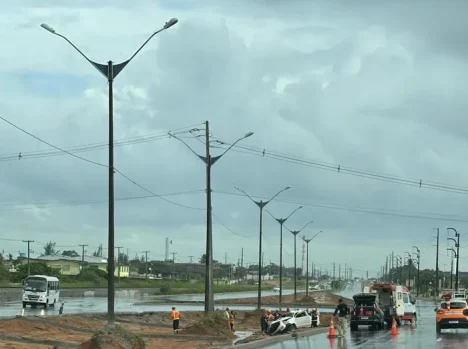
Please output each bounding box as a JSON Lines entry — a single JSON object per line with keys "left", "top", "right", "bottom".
{"left": 0, "top": 297, "right": 334, "bottom": 318}
{"left": 260, "top": 300, "right": 468, "bottom": 349}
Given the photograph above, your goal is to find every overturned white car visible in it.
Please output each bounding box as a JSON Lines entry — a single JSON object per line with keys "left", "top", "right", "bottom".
{"left": 267, "top": 310, "right": 320, "bottom": 335}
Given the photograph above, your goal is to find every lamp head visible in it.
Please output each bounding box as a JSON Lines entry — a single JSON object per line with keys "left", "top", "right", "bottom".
{"left": 164, "top": 18, "right": 179, "bottom": 29}
{"left": 40, "top": 23, "right": 56, "bottom": 34}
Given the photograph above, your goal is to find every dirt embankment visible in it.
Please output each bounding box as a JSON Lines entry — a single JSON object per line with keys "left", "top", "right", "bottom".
{"left": 223, "top": 291, "right": 353, "bottom": 307}
{"left": 0, "top": 310, "right": 335, "bottom": 349}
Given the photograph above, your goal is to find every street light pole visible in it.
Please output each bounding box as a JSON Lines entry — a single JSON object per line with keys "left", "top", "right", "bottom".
{"left": 169, "top": 125, "right": 253, "bottom": 312}
{"left": 234, "top": 186, "right": 291, "bottom": 310}
{"left": 302, "top": 231, "right": 323, "bottom": 297}
{"left": 269, "top": 206, "right": 303, "bottom": 306}
{"left": 286, "top": 221, "right": 314, "bottom": 300}
{"left": 447, "top": 228, "right": 460, "bottom": 291}
{"left": 412, "top": 246, "right": 420, "bottom": 296}
{"left": 41, "top": 18, "right": 178, "bottom": 324}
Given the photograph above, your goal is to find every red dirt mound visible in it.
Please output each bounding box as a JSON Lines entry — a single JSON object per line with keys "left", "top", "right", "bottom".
{"left": 80, "top": 325, "right": 145, "bottom": 349}
{"left": 181, "top": 312, "right": 236, "bottom": 339}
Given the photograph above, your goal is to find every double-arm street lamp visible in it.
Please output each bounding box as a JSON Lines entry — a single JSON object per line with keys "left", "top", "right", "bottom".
{"left": 447, "top": 228, "right": 460, "bottom": 291}
{"left": 234, "top": 186, "right": 290, "bottom": 309}
{"left": 303, "top": 231, "right": 323, "bottom": 297}
{"left": 169, "top": 126, "right": 253, "bottom": 312}
{"left": 412, "top": 246, "right": 420, "bottom": 296}
{"left": 268, "top": 206, "right": 303, "bottom": 306}
{"left": 40, "top": 19, "right": 178, "bottom": 323}
{"left": 285, "top": 221, "right": 314, "bottom": 300}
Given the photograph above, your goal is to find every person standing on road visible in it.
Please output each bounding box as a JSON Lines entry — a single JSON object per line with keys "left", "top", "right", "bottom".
{"left": 333, "top": 298, "right": 350, "bottom": 338}
{"left": 171, "top": 306, "right": 180, "bottom": 334}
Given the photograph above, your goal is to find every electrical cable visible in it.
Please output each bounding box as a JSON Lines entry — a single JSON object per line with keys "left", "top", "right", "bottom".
{"left": 212, "top": 138, "right": 468, "bottom": 195}
{"left": 0, "top": 116, "right": 205, "bottom": 210}
{"left": 214, "top": 190, "right": 468, "bottom": 223}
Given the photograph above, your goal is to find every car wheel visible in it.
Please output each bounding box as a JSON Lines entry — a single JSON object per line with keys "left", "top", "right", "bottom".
{"left": 350, "top": 323, "right": 358, "bottom": 332}
{"left": 436, "top": 323, "right": 441, "bottom": 334}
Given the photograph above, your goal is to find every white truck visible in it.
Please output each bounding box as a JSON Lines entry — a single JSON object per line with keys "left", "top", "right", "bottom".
{"left": 363, "top": 282, "right": 416, "bottom": 327}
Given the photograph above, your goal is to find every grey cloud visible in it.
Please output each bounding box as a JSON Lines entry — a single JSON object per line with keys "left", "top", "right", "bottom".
{"left": 1, "top": 1, "right": 468, "bottom": 271}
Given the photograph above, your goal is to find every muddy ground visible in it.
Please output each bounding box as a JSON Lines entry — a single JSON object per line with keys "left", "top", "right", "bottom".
{"left": 222, "top": 291, "right": 353, "bottom": 307}
{"left": 0, "top": 310, "right": 334, "bottom": 348}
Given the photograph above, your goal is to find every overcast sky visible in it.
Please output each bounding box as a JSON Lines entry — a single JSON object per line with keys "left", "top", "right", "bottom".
{"left": 0, "top": 0, "right": 467, "bottom": 278}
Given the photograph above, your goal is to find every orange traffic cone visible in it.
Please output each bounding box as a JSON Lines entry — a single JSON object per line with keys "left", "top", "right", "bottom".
{"left": 391, "top": 317, "right": 398, "bottom": 336}
{"left": 327, "top": 318, "right": 337, "bottom": 338}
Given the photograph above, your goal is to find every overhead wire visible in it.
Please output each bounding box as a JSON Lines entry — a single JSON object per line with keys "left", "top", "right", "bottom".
{"left": 211, "top": 138, "right": 468, "bottom": 195}
{"left": 214, "top": 190, "right": 468, "bottom": 223}
{"left": 0, "top": 116, "right": 205, "bottom": 210}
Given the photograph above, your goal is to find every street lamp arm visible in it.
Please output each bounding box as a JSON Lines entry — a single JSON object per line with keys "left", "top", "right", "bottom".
{"left": 168, "top": 131, "right": 205, "bottom": 163}
{"left": 311, "top": 230, "right": 323, "bottom": 241}
{"left": 215, "top": 132, "right": 254, "bottom": 163}
{"left": 40, "top": 24, "right": 107, "bottom": 79}
{"left": 285, "top": 205, "right": 303, "bottom": 221}
{"left": 447, "top": 237, "right": 457, "bottom": 245}
{"left": 412, "top": 246, "right": 420, "bottom": 252}
{"left": 234, "top": 186, "right": 258, "bottom": 205}
{"left": 447, "top": 248, "right": 457, "bottom": 257}
{"left": 266, "top": 186, "right": 291, "bottom": 205}
{"left": 123, "top": 20, "right": 177, "bottom": 68}
{"left": 447, "top": 227, "right": 458, "bottom": 236}
{"left": 298, "top": 220, "right": 314, "bottom": 233}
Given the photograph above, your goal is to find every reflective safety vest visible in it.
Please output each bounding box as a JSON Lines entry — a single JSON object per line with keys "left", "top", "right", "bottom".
{"left": 172, "top": 310, "right": 180, "bottom": 320}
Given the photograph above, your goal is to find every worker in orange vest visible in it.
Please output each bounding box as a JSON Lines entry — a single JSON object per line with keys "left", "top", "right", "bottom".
{"left": 171, "top": 306, "right": 180, "bottom": 334}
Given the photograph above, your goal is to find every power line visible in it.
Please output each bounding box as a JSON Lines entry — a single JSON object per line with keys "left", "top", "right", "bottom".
{"left": 212, "top": 139, "right": 468, "bottom": 195}
{"left": 0, "top": 116, "right": 204, "bottom": 210}
{"left": 0, "top": 190, "right": 206, "bottom": 212}
{"left": 214, "top": 190, "right": 468, "bottom": 223}
{"left": 0, "top": 124, "right": 203, "bottom": 162}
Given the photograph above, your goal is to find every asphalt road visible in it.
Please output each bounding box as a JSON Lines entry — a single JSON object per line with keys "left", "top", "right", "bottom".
{"left": 260, "top": 300, "right": 468, "bottom": 349}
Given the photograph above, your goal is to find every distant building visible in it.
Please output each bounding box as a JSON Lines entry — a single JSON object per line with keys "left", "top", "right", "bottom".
{"left": 17, "top": 255, "right": 127, "bottom": 277}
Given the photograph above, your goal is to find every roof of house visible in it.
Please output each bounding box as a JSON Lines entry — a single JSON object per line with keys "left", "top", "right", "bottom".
{"left": 34, "top": 255, "right": 107, "bottom": 264}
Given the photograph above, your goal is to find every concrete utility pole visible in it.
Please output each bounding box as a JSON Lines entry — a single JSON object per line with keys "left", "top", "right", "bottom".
{"left": 333, "top": 262, "right": 336, "bottom": 281}
{"left": 189, "top": 256, "right": 194, "bottom": 263}
{"left": 143, "top": 251, "right": 150, "bottom": 281}
{"left": 171, "top": 252, "right": 177, "bottom": 279}
{"left": 241, "top": 248, "right": 244, "bottom": 268}
{"left": 79, "top": 244, "right": 88, "bottom": 265}
{"left": 225, "top": 253, "right": 228, "bottom": 265}
{"left": 116, "top": 246, "right": 123, "bottom": 283}
{"left": 169, "top": 121, "right": 253, "bottom": 313}
{"left": 22, "top": 240, "right": 34, "bottom": 276}
{"left": 435, "top": 228, "right": 440, "bottom": 297}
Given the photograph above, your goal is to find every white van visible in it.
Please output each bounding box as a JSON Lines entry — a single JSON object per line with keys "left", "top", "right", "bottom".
{"left": 22, "top": 275, "right": 60, "bottom": 308}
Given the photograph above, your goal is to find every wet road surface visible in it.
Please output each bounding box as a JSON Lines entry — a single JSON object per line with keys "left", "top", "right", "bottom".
{"left": 0, "top": 297, "right": 335, "bottom": 318}
{"left": 260, "top": 300, "right": 468, "bottom": 349}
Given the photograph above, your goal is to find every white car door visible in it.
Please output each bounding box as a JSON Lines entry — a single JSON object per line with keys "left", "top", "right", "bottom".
{"left": 294, "top": 311, "right": 308, "bottom": 328}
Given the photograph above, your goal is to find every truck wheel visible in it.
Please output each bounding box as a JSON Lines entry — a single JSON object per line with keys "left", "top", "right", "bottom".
{"left": 396, "top": 317, "right": 402, "bottom": 327}
{"left": 350, "top": 323, "right": 358, "bottom": 331}
{"left": 22, "top": 302, "right": 27, "bottom": 309}
{"left": 44, "top": 301, "right": 48, "bottom": 309}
